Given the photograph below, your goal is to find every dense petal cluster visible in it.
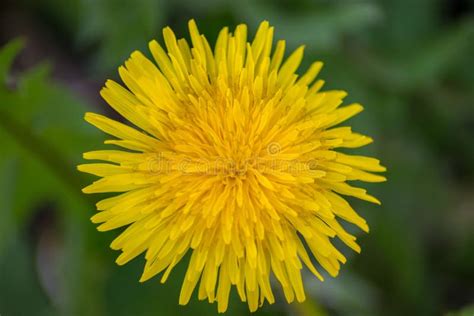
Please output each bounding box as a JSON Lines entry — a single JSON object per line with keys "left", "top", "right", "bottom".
{"left": 79, "top": 20, "right": 386, "bottom": 313}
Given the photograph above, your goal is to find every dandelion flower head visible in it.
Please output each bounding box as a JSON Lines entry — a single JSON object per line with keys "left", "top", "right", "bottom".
{"left": 78, "top": 20, "right": 386, "bottom": 313}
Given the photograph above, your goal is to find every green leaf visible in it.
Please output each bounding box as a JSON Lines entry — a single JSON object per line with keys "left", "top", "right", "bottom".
{"left": 0, "top": 157, "right": 16, "bottom": 256}
{"left": 0, "top": 38, "right": 24, "bottom": 89}
{"left": 0, "top": 236, "right": 57, "bottom": 316}
{"left": 0, "top": 39, "right": 103, "bottom": 315}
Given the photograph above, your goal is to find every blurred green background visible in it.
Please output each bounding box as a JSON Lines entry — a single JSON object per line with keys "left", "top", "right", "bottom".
{"left": 0, "top": 0, "right": 473, "bottom": 315}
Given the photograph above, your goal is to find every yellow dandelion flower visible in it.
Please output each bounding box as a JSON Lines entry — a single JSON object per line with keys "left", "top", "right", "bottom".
{"left": 78, "top": 20, "right": 386, "bottom": 313}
